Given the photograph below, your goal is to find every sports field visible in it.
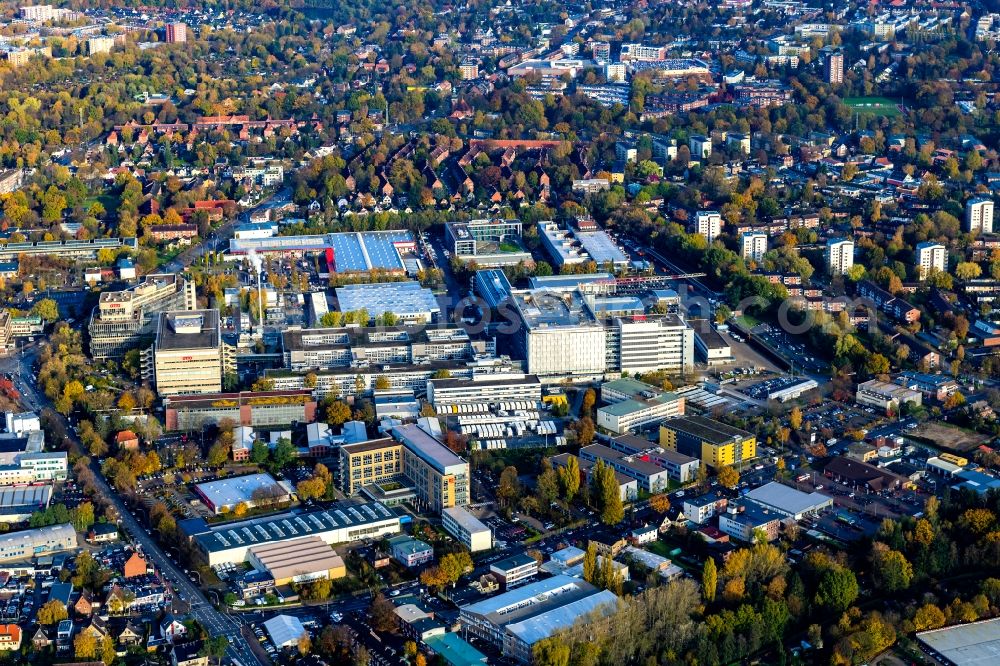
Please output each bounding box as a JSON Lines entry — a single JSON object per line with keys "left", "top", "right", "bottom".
{"left": 843, "top": 97, "right": 902, "bottom": 117}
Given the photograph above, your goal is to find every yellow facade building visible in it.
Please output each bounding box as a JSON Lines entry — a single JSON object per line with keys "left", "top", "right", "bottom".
{"left": 659, "top": 415, "right": 756, "bottom": 469}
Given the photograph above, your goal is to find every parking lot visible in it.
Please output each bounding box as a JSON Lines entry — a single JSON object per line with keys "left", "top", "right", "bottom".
{"left": 747, "top": 322, "right": 828, "bottom": 374}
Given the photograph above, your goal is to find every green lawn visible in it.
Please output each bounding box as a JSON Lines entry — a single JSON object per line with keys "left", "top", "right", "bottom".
{"left": 843, "top": 97, "right": 901, "bottom": 117}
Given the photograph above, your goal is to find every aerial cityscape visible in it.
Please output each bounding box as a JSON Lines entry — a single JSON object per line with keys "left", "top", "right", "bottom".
{"left": 0, "top": 1, "right": 998, "bottom": 665}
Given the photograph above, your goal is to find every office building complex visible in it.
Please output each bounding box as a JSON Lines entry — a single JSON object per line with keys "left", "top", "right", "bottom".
{"left": 460, "top": 575, "right": 617, "bottom": 664}
{"left": 741, "top": 232, "right": 768, "bottom": 262}
{"left": 340, "top": 438, "right": 403, "bottom": 496}
{"left": 163, "top": 390, "right": 317, "bottom": 431}
{"left": 143, "top": 310, "right": 235, "bottom": 396}
{"left": 510, "top": 289, "right": 607, "bottom": 381}
{"left": 0, "top": 523, "right": 76, "bottom": 563}
{"left": 395, "top": 422, "right": 470, "bottom": 512}
{"left": 0, "top": 452, "right": 67, "bottom": 486}
{"left": 280, "top": 325, "right": 488, "bottom": 372}
{"left": 446, "top": 219, "right": 531, "bottom": 266}
{"left": 340, "top": 420, "right": 470, "bottom": 513}
{"left": 89, "top": 274, "right": 196, "bottom": 359}
{"left": 538, "top": 221, "right": 629, "bottom": 270}
{"left": 659, "top": 415, "right": 756, "bottom": 469}
{"left": 0, "top": 237, "right": 137, "bottom": 261}
{"left": 596, "top": 378, "right": 685, "bottom": 434}
{"left": 966, "top": 197, "right": 994, "bottom": 234}
{"left": 826, "top": 238, "right": 855, "bottom": 275}
{"left": 606, "top": 315, "right": 695, "bottom": 375}
{"left": 915, "top": 242, "right": 947, "bottom": 280}
{"left": 441, "top": 505, "right": 492, "bottom": 552}
{"left": 427, "top": 374, "right": 542, "bottom": 412}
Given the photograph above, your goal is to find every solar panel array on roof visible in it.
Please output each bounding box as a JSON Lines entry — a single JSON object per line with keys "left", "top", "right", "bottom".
{"left": 196, "top": 503, "right": 397, "bottom": 554}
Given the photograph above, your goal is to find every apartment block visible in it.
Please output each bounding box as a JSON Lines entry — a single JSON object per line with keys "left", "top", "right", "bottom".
{"left": 915, "top": 242, "right": 947, "bottom": 280}
{"left": 695, "top": 211, "right": 722, "bottom": 242}
{"left": 966, "top": 197, "right": 994, "bottom": 234}
{"left": 741, "top": 232, "right": 768, "bottom": 262}
{"left": 826, "top": 238, "right": 854, "bottom": 275}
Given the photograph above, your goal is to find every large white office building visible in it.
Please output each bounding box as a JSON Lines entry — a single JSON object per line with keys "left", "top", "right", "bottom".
{"left": 511, "top": 290, "right": 607, "bottom": 381}
{"left": 608, "top": 315, "right": 694, "bottom": 375}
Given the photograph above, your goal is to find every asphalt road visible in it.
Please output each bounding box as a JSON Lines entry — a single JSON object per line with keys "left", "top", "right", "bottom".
{"left": 4, "top": 349, "right": 263, "bottom": 666}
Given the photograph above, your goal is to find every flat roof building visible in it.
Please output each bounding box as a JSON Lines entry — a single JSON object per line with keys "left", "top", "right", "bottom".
{"left": 490, "top": 552, "right": 539, "bottom": 589}
{"left": 690, "top": 319, "right": 733, "bottom": 364}
{"left": 743, "top": 482, "right": 832, "bottom": 520}
{"left": 606, "top": 434, "right": 700, "bottom": 483}
{"left": 917, "top": 616, "right": 1000, "bottom": 665}
{"left": 190, "top": 502, "right": 400, "bottom": 566}
{"left": 597, "top": 378, "right": 685, "bottom": 434}
{"left": 0, "top": 485, "right": 52, "bottom": 523}
{"left": 163, "top": 390, "right": 317, "bottom": 432}
{"left": 88, "top": 274, "right": 196, "bottom": 359}
{"left": 659, "top": 415, "right": 756, "bottom": 469}
{"left": 229, "top": 230, "right": 415, "bottom": 273}
{"left": 446, "top": 219, "right": 531, "bottom": 266}
{"left": 263, "top": 614, "right": 307, "bottom": 649}
{"left": 394, "top": 421, "right": 470, "bottom": 512}
{"left": 511, "top": 289, "right": 607, "bottom": 381}
{"left": 459, "top": 575, "right": 617, "bottom": 664}
{"left": 578, "top": 444, "right": 672, "bottom": 493}
{"left": 145, "top": 310, "right": 235, "bottom": 396}
{"left": 474, "top": 269, "right": 514, "bottom": 309}
{"left": 335, "top": 281, "right": 441, "bottom": 324}
{"left": 0, "top": 523, "right": 76, "bottom": 563}
{"left": 340, "top": 420, "right": 470, "bottom": 513}
{"left": 193, "top": 473, "right": 289, "bottom": 515}
{"left": 856, "top": 379, "right": 922, "bottom": 414}
{"left": 606, "top": 315, "right": 695, "bottom": 375}
{"left": 427, "top": 374, "right": 542, "bottom": 412}
{"left": 247, "top": 536, "right": 346, "bottom": 586}
{"left": 718, "top": 501, "right": 781, "bottom": 543}
{"left": 280, "top": 324, "right": 487, "bottom": 372}
{"left": 538, "top": 221, "right": 629, "bottom": 269}
{"left": 388, "top": 535, "right": 434, "bottom": 568}
{"left": 441, "top": 505, "right": 492, "bottom": 552}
